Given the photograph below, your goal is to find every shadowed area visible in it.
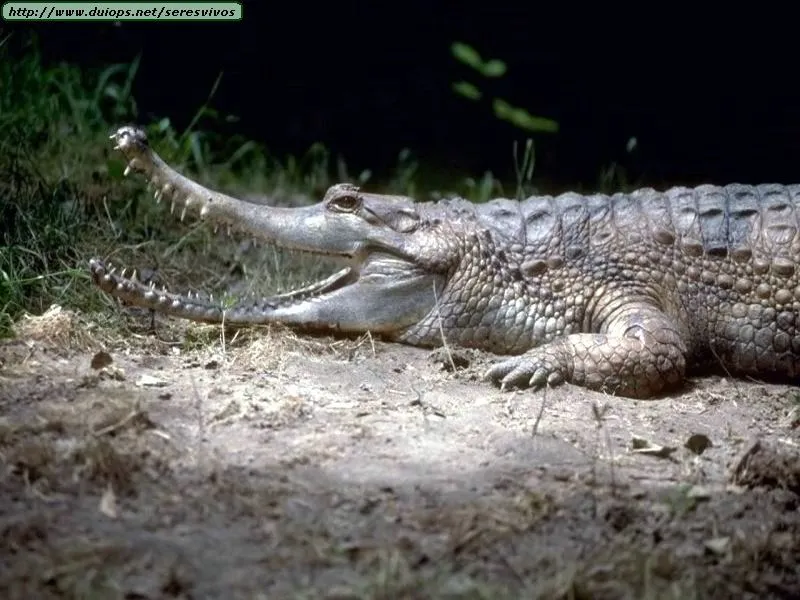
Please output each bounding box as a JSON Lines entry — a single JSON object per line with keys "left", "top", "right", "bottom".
{"left": 1, "top": 309, "right": 799, "bottom": 597}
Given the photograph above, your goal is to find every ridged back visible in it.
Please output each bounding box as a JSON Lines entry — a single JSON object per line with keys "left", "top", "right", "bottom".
{"left": 434, "top": 183, "right": 800, "bottom": 259}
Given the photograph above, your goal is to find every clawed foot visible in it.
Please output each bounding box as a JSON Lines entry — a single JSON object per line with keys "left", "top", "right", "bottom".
{"left": 484, "top": 354, "right": 565, "bottom": 391}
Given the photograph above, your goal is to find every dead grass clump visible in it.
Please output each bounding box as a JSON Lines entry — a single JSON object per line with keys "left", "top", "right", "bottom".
{"left": 203, "top": 467, "right": 293, "bottom": 520}
{"left": 0, "top": 415, "right": 66, "bottom": 447}
{"left": 86, "top": 399, "right": 155, "bottom": 438}
{"left": 73, "top": 438, "right": 142, "bottom": 496}
{"left": 16, "top": 541, "right": 133, "bottom": 600}
{"left": 6, "top": 438, "right": 59, "bottom": 489}
{"left": 228, "top": 327, "right": 377, "bottom": 373}
{"left": 731, "top": 440, "right": 800, "bottom": 495}
{"left": 339, "top": 548, "right": 519, "bottom": 600}
{"left": 11, "top": 305, "right": 92, "bottom": 352}
{"left": 1, "top": 396, "right": 156, "bottom": 498}
{"left": 558, "top": 546, "right": 699, "bottom": 600}
{"left": 0, "top": 512, "right": 52, "bottom": 557}
{"left": 3, "top": 433, "right": 143, "bottom": 498}
{"left": 0, "top": 417, "right": 20, "bottom": 445}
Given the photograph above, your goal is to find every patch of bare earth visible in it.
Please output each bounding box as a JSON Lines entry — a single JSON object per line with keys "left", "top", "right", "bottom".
{"left": 1, "top": 306, "right": 799, "bottom": 599}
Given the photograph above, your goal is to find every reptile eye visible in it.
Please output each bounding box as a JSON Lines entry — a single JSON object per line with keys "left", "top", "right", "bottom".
{"left": 328, "top": 194, "right": 361, "bottom": 212}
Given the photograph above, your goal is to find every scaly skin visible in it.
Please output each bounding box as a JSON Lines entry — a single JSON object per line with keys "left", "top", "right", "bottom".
{"left": 90, "top": 126, "right": 800, "bottom": 399}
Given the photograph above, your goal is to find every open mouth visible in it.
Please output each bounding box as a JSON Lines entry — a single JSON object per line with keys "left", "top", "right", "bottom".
{"left": 88, "top": 125, "right": 366, "bottom": 320}
{"left": 90, "top": 125, "right": 440, "bottom": 334}
{"left": 88, "top": 249, "right": 437, "bottom": 334}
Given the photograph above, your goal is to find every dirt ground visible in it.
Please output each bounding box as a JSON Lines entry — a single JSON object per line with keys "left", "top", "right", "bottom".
{"left": 1, "top": 305, "right": 799, "bottom": 599}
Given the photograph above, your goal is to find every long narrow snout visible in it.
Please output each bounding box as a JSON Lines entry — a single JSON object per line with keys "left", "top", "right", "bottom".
{"left": 92, "top": 126, "right": 442, "bottom": 337}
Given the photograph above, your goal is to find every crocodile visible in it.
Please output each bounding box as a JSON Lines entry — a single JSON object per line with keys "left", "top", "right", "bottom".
{"left": 90, "top": 125, "right": 800, "bottom": 399}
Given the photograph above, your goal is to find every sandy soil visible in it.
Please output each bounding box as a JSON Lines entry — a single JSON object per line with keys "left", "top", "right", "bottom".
{"left": 1, "top": 306, "right": 799, "bottom": 599}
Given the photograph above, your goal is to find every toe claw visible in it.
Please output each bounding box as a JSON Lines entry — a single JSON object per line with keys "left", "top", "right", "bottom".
{"left": 487, "top": 352, "right": 564, "bottom": 393}
{"left": 529, "top": 369, "right": 548, "bottom": 388}
{"left": 484, "top": 363, "right": 506, "bottom": 383}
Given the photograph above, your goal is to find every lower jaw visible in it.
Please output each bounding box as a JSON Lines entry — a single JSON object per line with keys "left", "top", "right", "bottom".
{"left": 89, "top": 257, "right": 356, "bottom": 316}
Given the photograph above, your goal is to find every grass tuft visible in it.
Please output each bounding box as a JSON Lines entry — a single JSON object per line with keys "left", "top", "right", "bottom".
{"left": 0, "top": 32, "right": 358, "bottom": 339}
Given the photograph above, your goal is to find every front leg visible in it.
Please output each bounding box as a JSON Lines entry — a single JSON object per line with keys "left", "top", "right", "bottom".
{"left": 485, "top": 306, "right": 688, "bottom": 399}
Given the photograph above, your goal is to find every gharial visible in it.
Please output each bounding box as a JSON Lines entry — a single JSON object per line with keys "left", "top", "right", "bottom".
{"left": 90, "top": 125, "right": 800, "bottom": 399}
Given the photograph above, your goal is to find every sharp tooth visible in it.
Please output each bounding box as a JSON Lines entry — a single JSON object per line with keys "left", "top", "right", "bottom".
{"left": 213, "top": 225, "right": 219, "bottom": 234}
{"left": 124, "top": 165, "right": 132, "bottom": 176}
{"left": 180, "top": 206, "right": 188, "bottom": 222}
{"left": 226, "top": 225, "right": 232, "bottom": 236}
{"left": 109, "top": 267, "right": 117, "bottom": 276}
{"left": 113, "top": 144, "right": 121, "bottom": 151}
{"left": 109, "top": 133, "right": 116, "bottom": 140}
{"left": 149, "top": 281, "right": 156, "bottom": 289}
{"left": 154, "top": 191, "right": 162, "bottom": 203}
{"left": 170, "top": 202, "right": 176, "bottom": 215}
{"left": 130, "top": 269, "right": 139, "bottom": 282}
{"left": 121, "top": 268, "right": 128, "bottom": 278}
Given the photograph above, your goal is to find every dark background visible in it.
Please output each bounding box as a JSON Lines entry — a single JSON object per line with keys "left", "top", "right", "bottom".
{"left": 16, "top": 3, "right": 800, "bottom": 191}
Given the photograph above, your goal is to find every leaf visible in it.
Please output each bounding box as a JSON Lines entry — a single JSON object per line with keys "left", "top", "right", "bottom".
{"left": 493, "top": 98, "right": 560, "bottom": 133}
{"left": 186, "top": 131, "right": 206, "bottom": 169}
{"left": 451, "top": 42, "right": 484, "bottom": 71}
{"left": 493, "top": 98, "right": 513, "bottom": 118}
{"left": 103, "top": 83, "right": 120, "bottom": 100}
{"left": 94, "top": 63, "right": 128, "bottom": 101}
{"left": 451, "top": 81, "right": 482, "bottom": 101}
{"left": 357, "top": 169, "right": 372, "bottom": 185}
{"left": 155, "top": 117, "right": 172, "bottom": 133}
{"left": 482, "top": 59, "right": 507, "bottom": 78}
{"left": 223, "top": 140, "right": 258, "bottom": 168}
